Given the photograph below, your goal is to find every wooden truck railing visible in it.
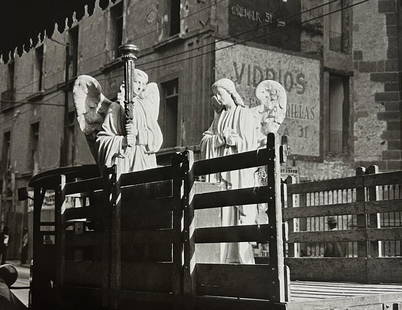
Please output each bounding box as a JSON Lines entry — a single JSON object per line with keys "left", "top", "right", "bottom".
{"left": 285, "top": 166, "right": 402, "bottom": 283}
{"left": 29, "top": 133, "right": 289, "bottom": 310}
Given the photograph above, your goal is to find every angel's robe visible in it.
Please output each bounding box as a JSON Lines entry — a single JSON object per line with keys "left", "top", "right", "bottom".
{"left": 95, "top": 97, "right": 163, "bottom": 176}
{"left": 200, "top": 105, "right": 258, "bottom": 264}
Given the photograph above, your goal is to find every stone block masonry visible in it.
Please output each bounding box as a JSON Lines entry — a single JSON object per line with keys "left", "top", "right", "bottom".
{"left": 353, "top": 0, "right": 401, "bottom": 171}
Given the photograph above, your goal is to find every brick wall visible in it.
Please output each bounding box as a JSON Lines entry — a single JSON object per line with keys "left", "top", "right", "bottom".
{"left": 353, "top": 0, "right": 401, "bottom": 171}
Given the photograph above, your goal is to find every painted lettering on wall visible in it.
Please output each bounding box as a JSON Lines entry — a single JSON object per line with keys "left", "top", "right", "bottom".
{"left": 215, "top": 41, "right": 321, "bottom": 157}
{"left": 230, "top": 4, "right": 273, "bottom": 24}
{"left": 233, "top": 62, "right": 307, "bottom": 94}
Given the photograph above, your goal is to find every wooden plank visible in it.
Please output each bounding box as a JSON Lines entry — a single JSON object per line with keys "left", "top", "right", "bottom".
{"left": 367, "top": 227, "right": 402, "bottom": 240}
{"left": 284, "top": 199, "right": 402, "bottom": 220}
{"left": 183, "top": 150, "right": 196, "bottom": 299}
{"left": 63, "top": 206, "right": 93, "bottom": 222}
{"left": 365, "top": 199, "right": 402, "bottom": 214}
{"left": 286, "top": 258, "right": 368, "bottom": 282}
{"left": 283, "top": 202, "right": 365, "bottom": 219}
{"left": 64, "top": 261, "right": 103, "bottom": 286}
{"left": 195, "top": 296, "right": 287, "bottom": 310}
{"left": 121, "top": 198, "right": 174, "bottom": 230}
{"left": 193, "top": 148, "right": 269, "bottom": 177}
{"left": 287, "top": 176, "right": 357, "bottom": 194}
{"left": 121, "top": 262, "right": 174, "bottom": 292}
{"left": 118, "top": 290, "right": 176, "bottom": 309}
{"left": 193, "top": 186, "right": 268, "bottom": 210}
{"left": 289, "top": 228, "right": 402, "bottom": 243}
{"left": 65, "top": 231, "right": 101, "bottom": 247}
{"left": 60, "top": 286, "right": 104, "bottom": 309}
{"left": 121, "top": 229, "right": 177, "bottom": 244}
{"left": 364, "top": 170, "right": 402, "bottom": 187}
{"left": 367, "top": 258, "right": 402, "bottom": 283}
{"left": 120, "top": 166, "right": 179, "bottom": 186}
{"left": 121, "top": 181, "right": 173, "bottom": 201}
{"left": 64, "top": 177, "right": 105, "bottom": 195}
{"left": 121, "top": 196, "right": 176, "bottom": 214}
{"left": 196, "top": 263, "right": 277, "bottom": 300}
{"left": 195, "top": 224, "right": 271, "bottom": 243}
{"left": 265, "top": 133, "right": 286, "bottom": 303}
{"left": 171, "top": 153, "right": 185, "bottom": 296}
{"left": 355, "top": 167, "right": 367, "bottom": 257}
{"left": 287, "top": 288, "right": 402, "bottom": 310}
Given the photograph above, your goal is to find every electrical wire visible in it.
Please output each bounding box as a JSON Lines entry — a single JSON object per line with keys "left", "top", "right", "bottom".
{"left": 1, "top": 0, "right": 368, "bottom": 109}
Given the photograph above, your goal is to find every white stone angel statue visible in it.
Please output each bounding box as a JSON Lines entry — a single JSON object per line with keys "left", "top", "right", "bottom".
{"left": 73, "top": 69, "right": 163, "bottom": 175}
{"left": 252, "top": 80, "right": 287, "bottom": 147}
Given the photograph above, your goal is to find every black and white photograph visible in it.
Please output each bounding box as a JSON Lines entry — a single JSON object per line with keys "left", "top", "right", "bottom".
{"left": 0, "top": 0, "right": 402, "bottom": 309}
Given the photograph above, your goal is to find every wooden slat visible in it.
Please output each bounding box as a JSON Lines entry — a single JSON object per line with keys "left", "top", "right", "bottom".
{"left": 120, "top": 166, "right": 179, "bottom": 186}
{"left": 64, "top": 177, "right": 105, "bottom": 195}
{"left": 65, "top": 231, "right": 100, "bottom": 247}
{"left": 121, "top": 199, "right": 175, "bottom": 230}
{"left": 195, "top": 295, "right": 287, "bottom": 310}
{"left": 283, "top": 202, "right": 365, "bottom": 219}
{"left": 367, "top": 227, "right": 402, "bottom": 240}
{"left": 196, "top": 263, "right": 277, "bottom": 300}
{"left": 64, "top": 261, "right": 103, "bottom": 286}
{"left": 365, "top": 199, "right": 402, "bottom": 213}
{"left": 287, "top": 176, "right": 357, "bottom": 194}
{"left": 284, "top": 200, "right": 402, "bottom": 220}
{"left": 121, "top": 196, "right": 176, "bottom": 213}
{"left": 121, "top": 229, "right": 177, "bottom": 244}
{"left": 63, "top": 206, "right": 93, "bottom": 222}
{"left": 195, "top": 224, "right": 271, "bottom": 243}
{"left": 288, "top": 227, "right": 402, "bottom": 243}
{"left": 193, "top": 148, "right": 269, "bottom": 176}
{"left": 288, "top": 230, "right": 365, "bottom": 243}
{"left": 121, "top": 262, "right": 173, "bottom": 292}
{"left": 286, "top": 258, "right": 368, "bottom": 282}
{"left": 194, "top": 186, "right": 268, "bottom": 210}
{"left": 287, "top": 257, "right": 402, "bottom": 284}
{"left": 363, "top": 170, "right": 402, "bottom": 187}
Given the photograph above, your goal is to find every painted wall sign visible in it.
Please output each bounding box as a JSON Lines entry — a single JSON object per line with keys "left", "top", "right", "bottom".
{"left": 228, "top": 0, "right": 301, "bottom": 51}
{"left": 215, "top": 41, "right": 321, "bottom": 157}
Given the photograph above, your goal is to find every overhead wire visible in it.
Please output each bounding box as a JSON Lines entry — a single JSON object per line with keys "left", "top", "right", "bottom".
{"left": 1, "top": 0, "right": 368, "bottom": 109}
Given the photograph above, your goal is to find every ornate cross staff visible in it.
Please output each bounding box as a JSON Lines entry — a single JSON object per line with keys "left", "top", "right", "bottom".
{"left": 119, "top": 43, "right": 139, "bottom": 140}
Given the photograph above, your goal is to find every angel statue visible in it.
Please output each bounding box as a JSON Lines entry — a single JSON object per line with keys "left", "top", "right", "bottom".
{"left": 252, "top": 79, "right": 287, "bottom": 147}
{"left": 252, "top": 80, "right": 287, "bottom": 225}
{"left": 73, "top": 69, "right": 163, "bottom": 176}
{"left": 200, "top": 78, "right": 258, "bottom": 264}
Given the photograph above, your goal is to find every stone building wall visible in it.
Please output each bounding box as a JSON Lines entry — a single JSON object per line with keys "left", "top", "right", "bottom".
{"left": 353, "top": 0, "right": 402, "bottom": 170}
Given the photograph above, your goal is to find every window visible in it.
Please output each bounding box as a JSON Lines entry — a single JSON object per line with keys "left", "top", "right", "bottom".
{"left": 65, "top": 111, "right": 76, "bottom": 165}
{"left": 68, "top": 26, "right": 79, "bottom": 79}
{"left": 7, "top": 61, "right": 14, "bottom": 91}
{"left": 329, "top": 0, "right": 350, "bottom": 53}
{"left": 1, "top": 61, "right": 15, "bottom": 110}
{"left": 160, "top": 79, "right": 179, "bottom": 148}
{"left": 2, "top": 131, "right": 11, "bottom": 172}
{"left": 328, "top": 74, "right": 349, "bottom": 154}
{"left": 111, "top": 2, "right": 124, "bottom": 57}
{"left": 169, "top": 0, "right": 181, "bottom": 36}
{"left": 30, "top": 123, "right": 39, "bottom": 174}
{"left": 34, "top": 45, "right": 44, "bottom": 91}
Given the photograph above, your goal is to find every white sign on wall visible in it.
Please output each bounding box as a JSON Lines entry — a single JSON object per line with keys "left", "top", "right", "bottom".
{"left": 215, "top": 41, "right": 321, "bottom": 157}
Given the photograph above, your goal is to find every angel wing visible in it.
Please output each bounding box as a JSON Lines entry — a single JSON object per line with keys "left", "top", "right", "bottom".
{"left": 139, "top": 82, "right": 163, "bottom": 152}
{"left": 73, "top": 75, "right": 113, "bottom": 158}
{"left": 139, "top": 82, "right": 160, "bottom": 120}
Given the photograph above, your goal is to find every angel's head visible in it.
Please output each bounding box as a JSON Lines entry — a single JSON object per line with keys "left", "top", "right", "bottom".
{"left": 133, "top": 69, "right": 148, "bottom": 96}
{"left": 211, "top": 78, "right": 245, "bottom": 111}
{"left": 255, "top": 80, "right": 287, "bottom": 134}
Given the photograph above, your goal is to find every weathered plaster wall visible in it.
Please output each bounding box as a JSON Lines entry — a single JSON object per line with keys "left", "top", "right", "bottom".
{"left": 352, "top": 0, "right": 402, "bottom": 171}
